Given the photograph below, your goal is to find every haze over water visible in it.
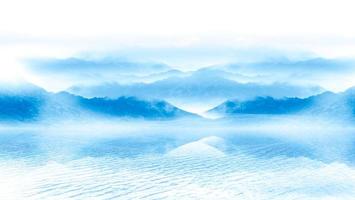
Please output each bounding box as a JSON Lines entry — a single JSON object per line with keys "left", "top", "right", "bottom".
{"left": 2, "top": 0, "right": 355, "bottom": 199}
{"left": 0, "top": 117, "right": 354, "bottom": 199}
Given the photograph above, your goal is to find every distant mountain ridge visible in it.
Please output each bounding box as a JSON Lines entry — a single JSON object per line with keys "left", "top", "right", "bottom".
{"left": 69, "top": 72, "right": 323, "bottom": 100}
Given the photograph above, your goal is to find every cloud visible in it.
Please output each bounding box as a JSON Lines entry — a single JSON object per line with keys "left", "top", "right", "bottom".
{"left": 233, "top": 58, "right": 355, "bottom": 74}
{"left": 27, "top": 57, "right": 170, "bottom": 75}
{"left": 25, "top": 57, "right": 173, "bottom": 90}
{"left": 219, "top": 57, "right": 355, "bottom": 91}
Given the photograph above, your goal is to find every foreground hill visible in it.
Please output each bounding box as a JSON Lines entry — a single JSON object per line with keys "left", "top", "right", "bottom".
{"left": 0, "top": 83, "right": 196, "bottom": 121}
{"left": 209, "top": 87, "right": 355, "bottom": 118}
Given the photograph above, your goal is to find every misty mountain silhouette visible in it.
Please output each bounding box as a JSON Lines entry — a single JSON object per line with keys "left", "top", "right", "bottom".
{"left": 69, "top": 71, "right": 322, "bottom": 100}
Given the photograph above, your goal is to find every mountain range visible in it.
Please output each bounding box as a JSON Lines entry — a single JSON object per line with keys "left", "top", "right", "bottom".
{"left": 1, "top": 81, "right": 355, "bottom": 122}
{"left": 69, "top": 68, "right": 323, "bottom": 101}
{"left": 209, "top": 87, "right": 355, "bottom": 119}
{"left": 0, "top": 83, "right": 196, "bottom": 122}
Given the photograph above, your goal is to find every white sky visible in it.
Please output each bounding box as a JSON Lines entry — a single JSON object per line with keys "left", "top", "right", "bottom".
{"left": 1, "top": 0, "right": 355, "bottom": 90}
